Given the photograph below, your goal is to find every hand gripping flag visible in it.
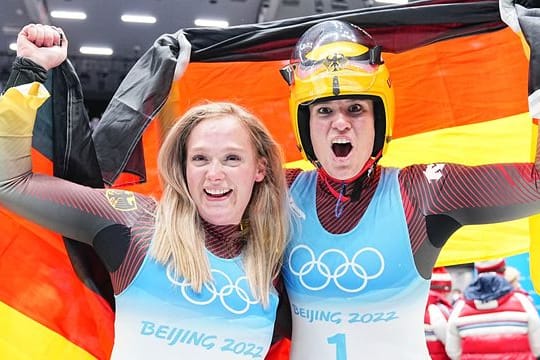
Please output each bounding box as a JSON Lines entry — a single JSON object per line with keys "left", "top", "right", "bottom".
{"left": 499, "top": 0, "right": 540, "bottom": 292}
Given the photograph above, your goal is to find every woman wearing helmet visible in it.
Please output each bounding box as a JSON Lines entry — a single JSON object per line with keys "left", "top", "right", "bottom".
{"left": 279, "top": 18, "right": 540, "bottom": 359}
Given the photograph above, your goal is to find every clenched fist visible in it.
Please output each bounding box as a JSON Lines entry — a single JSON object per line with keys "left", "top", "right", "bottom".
{"left": 17, "top": 24, "right": 68, "bottom": 71}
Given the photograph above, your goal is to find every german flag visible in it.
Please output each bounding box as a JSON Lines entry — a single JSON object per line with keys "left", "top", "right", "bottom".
{"left": 0, "top": 0, "right": 538, "bottom": 358}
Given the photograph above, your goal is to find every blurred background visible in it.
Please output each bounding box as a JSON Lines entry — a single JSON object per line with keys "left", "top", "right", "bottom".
{"left": 0, "top": 0, "right": 405, "bottom": 117}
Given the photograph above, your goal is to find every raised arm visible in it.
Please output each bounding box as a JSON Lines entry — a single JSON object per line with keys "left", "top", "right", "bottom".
{"left": 0, "top": 25, "right": 148, "bottom": 251}
{"left": 400, "top": 1, "right": 540, "bottom": 228}
{"left": 16, "top": 24, "right": 66, "bottom": 71}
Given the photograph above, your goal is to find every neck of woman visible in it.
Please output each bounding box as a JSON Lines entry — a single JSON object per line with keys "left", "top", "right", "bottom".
{"left": 202, "top": 219, "right": 245, "bottom": 259}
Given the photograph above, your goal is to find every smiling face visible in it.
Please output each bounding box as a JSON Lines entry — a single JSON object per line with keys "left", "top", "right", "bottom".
{"left": 309, "top": 98, "right": 375, "bottom": 180}
{"left": 186, "top": 116, "right": 266, "bottom": 226}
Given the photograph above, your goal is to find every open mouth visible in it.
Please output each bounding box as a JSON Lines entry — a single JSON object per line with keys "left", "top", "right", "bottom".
{"left": 204, "top": 189, "right": 233, "bottom": 198}
{"left": 332, "top": 140, "right": 352, "bottom": 157}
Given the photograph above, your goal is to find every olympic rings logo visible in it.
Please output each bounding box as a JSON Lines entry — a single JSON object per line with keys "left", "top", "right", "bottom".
{"left": 287, "top": 245, "right": 385, "bottom": 293}
{"left": 166, "top": 266, "right": 259, "bottom": 315}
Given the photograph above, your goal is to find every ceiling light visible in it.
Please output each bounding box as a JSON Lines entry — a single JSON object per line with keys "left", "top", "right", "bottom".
{"left": 9, "top": 42, "right": 17, "bottom": 51}
{"left": 50, "top": 10, "right": 87, "bottom": 20}
{"left": 194, "top": 18, "right": 229, "bottom": 28}
{"left": 121, "top": 14, "right": 157, "bottom": 24}
{"left": 2, "top": 25, "right": 20, "bottom": 35}
{"left": 376, "top": 0, "right": 408, "bottom": 3}
{"left": 80, "top": 46, "right": 113, "bottom": 56}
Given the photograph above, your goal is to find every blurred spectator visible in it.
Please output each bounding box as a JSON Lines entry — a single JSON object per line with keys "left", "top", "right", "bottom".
{"left": 425, "top": 267, "right": 454, "bottom": 360}
{"left": 505, "top": 265, "right": 536, "bottom": 304}
{"left": 447, "top": 263, "right": 475, "bottom": 294}
{"left": 446, "top": 259, "right": 540, "bottom": 359}
{"left": 505, "top": 265, "right": 522, "bottom": 289}
{"left": 450, "top": 289, "right": 463, "bottom": 306}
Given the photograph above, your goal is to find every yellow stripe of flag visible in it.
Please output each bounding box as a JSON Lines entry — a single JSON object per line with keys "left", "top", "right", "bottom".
{"left": 0, "top": 300, "right": 96, "bottom": 360}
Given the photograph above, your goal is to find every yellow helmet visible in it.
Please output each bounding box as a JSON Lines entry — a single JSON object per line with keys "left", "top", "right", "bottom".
{"left": 281, "top": 20, "right": 395, "bottom": 164}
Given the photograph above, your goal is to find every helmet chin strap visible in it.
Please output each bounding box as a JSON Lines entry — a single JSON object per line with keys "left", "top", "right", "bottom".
{"left": 317, "top": 150, "right": 382, "bottom": 217}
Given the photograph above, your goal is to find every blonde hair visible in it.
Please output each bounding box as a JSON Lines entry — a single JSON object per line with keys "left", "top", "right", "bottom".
{"left": 152, "top": 102, "right": 288, "bottom": 306}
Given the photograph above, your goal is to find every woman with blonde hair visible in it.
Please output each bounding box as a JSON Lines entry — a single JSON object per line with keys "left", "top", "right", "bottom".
{"left": 0, "top": 24, "right": 288, "bottom": 359}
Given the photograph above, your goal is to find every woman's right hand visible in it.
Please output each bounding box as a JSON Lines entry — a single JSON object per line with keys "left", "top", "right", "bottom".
{"left": 16, "top": 23, "right": 68, "bottom": 71}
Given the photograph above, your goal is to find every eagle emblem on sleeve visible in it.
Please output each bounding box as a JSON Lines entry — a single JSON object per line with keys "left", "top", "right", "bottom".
{"left": 105, "top": 189, "right": 137, "bottom": 211}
